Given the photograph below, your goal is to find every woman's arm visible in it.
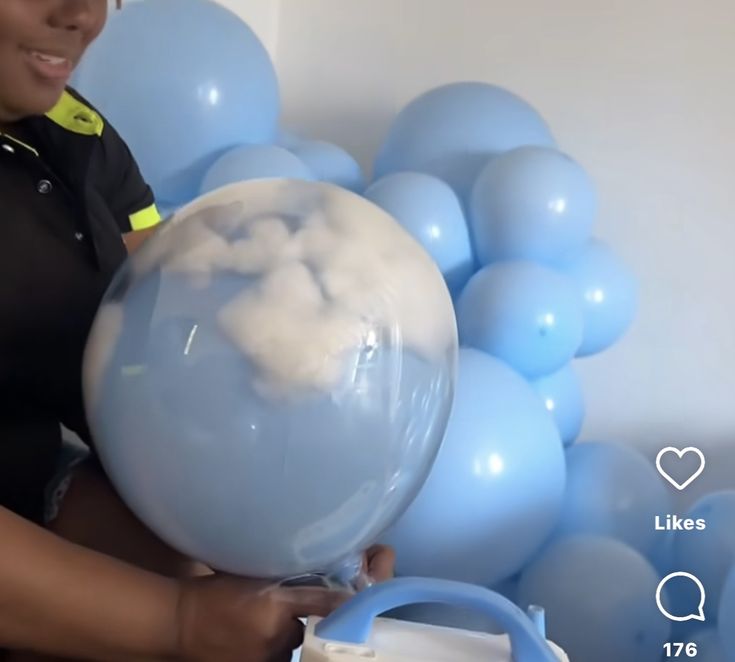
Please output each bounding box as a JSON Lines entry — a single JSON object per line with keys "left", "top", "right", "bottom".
{"left": 0, "top": 505, "right": 179, "bottom": 660}
{"left": 122, "top": 227, "right": 157, "bottom": 254}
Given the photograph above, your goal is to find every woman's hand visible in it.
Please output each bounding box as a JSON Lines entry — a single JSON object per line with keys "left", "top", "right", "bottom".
{"left": 175, "top": 574, "right": 349, "bottom": 662}
{"left": 364, "top": 544, "right": 396, "bottom": 583}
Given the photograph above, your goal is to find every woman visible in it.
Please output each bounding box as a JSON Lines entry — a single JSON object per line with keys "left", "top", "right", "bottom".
{"left": 0, "top": 1, "right": 393, "bottom": 660}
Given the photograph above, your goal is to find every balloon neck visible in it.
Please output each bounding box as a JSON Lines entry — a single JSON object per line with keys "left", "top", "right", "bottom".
{"left": 278, "top": 553, "right": 374, "bottom": 593}
{"left": 326, "top": 553, "right": 375, "bottom": 592}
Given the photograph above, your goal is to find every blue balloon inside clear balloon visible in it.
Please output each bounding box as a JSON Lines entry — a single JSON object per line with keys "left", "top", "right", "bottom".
{"left": 288, "top": 140, "right": 365, "bottom": 193}
{"left": 469, "top": 146, "right": 597, "bottom": 266}
{"left": 558, "top": 238, "right": 638, "bottom": 357}
{"left": 364, "top": 173, "right": 475, "bottom": 298}
{"left": 381, "top": 348, "right": 566, "bottom": 587}
{"left": 73, "top": 0, "right": 280, "bottom": 205}
{"left": 518, "top": 535, "right": 671, "bottom": 662}
{"left": 200, "top": 145, "right": 315, "bottom": 194}
{"left": 455, "top": 261, "right": 584, "bottom": 378}
{"left": 529, "top": 364, "right": 585, "bottom": 446}
{"left": 83, "top": 179, "right": 458, "bottom": 579}
{"left": 374, "top": 82, "right": 556, "bottom": 201}
{"left": 552, "top": 442, "right": 672, "bottom": 556}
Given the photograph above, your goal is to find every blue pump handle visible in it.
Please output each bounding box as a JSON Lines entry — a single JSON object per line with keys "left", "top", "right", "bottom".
{"left": 314, "top": 577, "right": 559, "bottom": 662}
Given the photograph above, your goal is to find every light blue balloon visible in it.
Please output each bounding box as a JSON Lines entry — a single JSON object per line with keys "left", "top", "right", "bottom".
{"left": 518, "top": 536, "right": 671, "bottom": 662}
{"left": 689, "top": 628, "right": 728, "bottom": 662}
{"left": 552, "top": 442, "right": 672, "bottom": 555}
{"left": 718, "top": 566, "right": 735, "bottom": 660}
{"left": 558, "top": 238, "right": 638, "bottom": 357}
{"left": 530, "top": 364, "right": 585, "bottom": 446}
{"left": 289, "top": 140, "right": 365, "bottom": 193}
{"left": 73, "top": 0, "right": 280, "bottom": 204}
{"left": 374, "top": 82, "right": 555, "bottom": 201}
{"left": 381, "top": 348, "right": 566, "bottom": 587}
{"left": 469, "top": 146, "right": 597, "bottom": 266}
{"left": 200, "top": 145, "right": 314, "bottom": 194}
{"left": 364, "top": 173, "right": 475, "bottom": 297}
{"left": 670, "top": 491, "right": 735, "bottom": 621}
{"left": 276, "top": 128, "right": 307, "bottom": 150}
{"left": 83, "top": 180, "right": 457, "bottom": 579}
{"left": 456, "top": 261, "right": 584, "bottom": 378}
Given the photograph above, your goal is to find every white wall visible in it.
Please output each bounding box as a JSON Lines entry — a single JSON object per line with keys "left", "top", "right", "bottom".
{"left": 245, "top": 0, "right": 734, "bottom": 460}
{"left": 217, "top": 1, "right": 735, "bottom": 505}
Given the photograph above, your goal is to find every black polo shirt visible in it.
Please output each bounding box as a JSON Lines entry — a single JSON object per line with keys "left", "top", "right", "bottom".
{"left": 0, "top": 88, "right": 161, "bottom": 523}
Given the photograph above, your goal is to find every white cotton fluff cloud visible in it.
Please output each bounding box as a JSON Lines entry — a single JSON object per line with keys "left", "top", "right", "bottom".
{"left": 127, "top": 179, "right": 457, "bottom": 397}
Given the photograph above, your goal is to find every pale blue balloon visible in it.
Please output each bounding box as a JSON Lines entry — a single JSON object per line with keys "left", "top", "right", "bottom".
{"left": 83, "top": 180, "right": 457, "bottom": 579}
{"left": 718, "top": 566, "right": 735, "bottom": 660}
{"left": 374, "top": 82, "right": 555, "bottom": 201}
{"left": 530, "top": 364, "right": 585, "bottom": 446}
{"left": 276, "top": 128, "right": 307, "bottom": 150}
{"left": 518, "top": 536, "right": 671, "bottom": 662}
{"left": 558, "top": 238, "right": 638, "bottom": 357}
{"left": 670, "top": 491, "right": 735, "bottom": 621}
{"left": 364, "top": 173, "right": 475, "bottom": 297}
{"left": 552, "top": 442, "right": 672, "bottom": 555}
{"left": 689, "top": 628, "right": 728, "bottom": 662}
{"left": 200, "top": 145, "right": 314, "bottom": 194}
{"left": 456, "top": 261, "right": 584, "bottom": 378}
{"left": 381, "top": 348, "right": 566, "bottom": 587}
{"left": 73, "top": 0, "right": 280, "bottom": 204}
{"left": 289, "top": 140, "right": 365, "bottom": 193}
{"left": 469, "top": 146, "right": 596, "bottom": 266}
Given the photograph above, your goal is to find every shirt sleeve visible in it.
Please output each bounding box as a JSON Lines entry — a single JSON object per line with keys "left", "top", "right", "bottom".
{"left": 99, "top": 120, "right": 162, "bottom": 234}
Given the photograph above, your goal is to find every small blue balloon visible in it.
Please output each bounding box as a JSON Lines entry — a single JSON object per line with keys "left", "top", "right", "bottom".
{"left": 276, "top": 128, "right": 306, "bottom": 150}
{"left": 456, "top": 261, "right": 584, "bottom": 378}
{"left": 552, "top": 442, "right": 672, "bottom": 555}
{"left": 718, "top": 566, "right": 735, "bottom": 660}
{"left": 374, "top": 82, "right": 555, "bottom": 201}
{"left": 469, "top": 146, "right": 596, "bottom": 266}
{"left": 690, "top": 629, "right": 728, "bottom": 662}
{"left": 670, "top": 491, "right": 735, "bottom": 621}
{"left": 289, "top": 140, "right": 365, "bottom": 193}
{"left": 364, "top": 173, "right": 474, "bottom": 297}
{"left": 200, "top": 145, "right": 314, "bottom": 194}
{"left": 558, "top": 238, "right": 638, "bottom": 357}
{"left": 73, "top": 0, "right": 280, "bottom": 204}
{"left": 518, "top": 536, "right": 671, "bottom": 662}
{"left": 530, "top": 364, "right": 585, "bottom": 446}
{"left": 381, "top": 348, "right": 566, "bottom": 587}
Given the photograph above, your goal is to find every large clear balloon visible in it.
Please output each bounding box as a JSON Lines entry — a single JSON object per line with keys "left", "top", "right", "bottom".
{"left": 73, "top": 0, "right": 280, "bottom": 204}
{"left": 83, "top": 179, "right": 458, "bottom": 579}
{"left": 373, "top": 82, "right": 555, "bottom": 201}
{"left": 469, "top": 146, "right": 597, "bottom": 266}
{"left": 381, "top": 348, "right": 566, "bottom": 587}
{"left": 455, "top": 261, "right": 584, "bottom": 378}
{"left": 518, "top": 536, "right": 671, "bottom": 662}
{"left": 558, "top": 238, "right": 638, "bottom": 357}
{"left": 552, "top": 442, "right": 672, "bottom": 555}
{"left": 530, "top": 364, "right": 585, "bottom": 446}
{"left": 364, "top": 173, "right": 475, "bottom": 298}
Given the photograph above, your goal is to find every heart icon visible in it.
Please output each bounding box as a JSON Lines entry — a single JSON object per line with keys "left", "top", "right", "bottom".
{"left": 656, "top": 447, "right": 706, "bottom": 491}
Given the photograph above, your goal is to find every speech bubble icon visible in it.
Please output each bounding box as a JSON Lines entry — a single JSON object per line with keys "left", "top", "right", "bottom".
{"left": 656, "top": 572, "right": 706, "bottom": 622}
